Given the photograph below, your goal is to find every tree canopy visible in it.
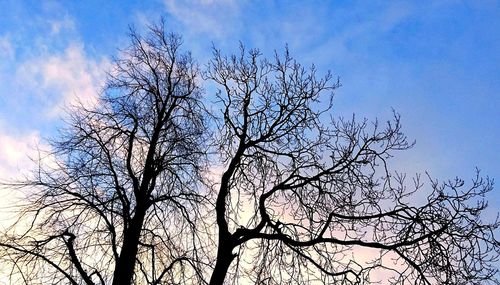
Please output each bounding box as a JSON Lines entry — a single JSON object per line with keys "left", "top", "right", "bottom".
{"left": 1, "top": 22, "right": 498, "bottom": 285}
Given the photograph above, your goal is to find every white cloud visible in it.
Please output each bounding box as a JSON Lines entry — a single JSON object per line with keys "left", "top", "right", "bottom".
{"left": 0, "top": 125, "right": 57, "bottom": 184}
{"left": 0, "top": 130, "right": 42, "bottom": 181}
{"left": 0, "top": 36, "right": 14, "bottom": 61}
{"left": 163, "top": 0, "right": 242, "bottom": 38}
{"left": 48, "top": 14, "right": 75, "bottom": 35}
{"left": 0, "top": 129, "right": 49, "bottom": 232}
{"left": 16, "top": 42, "right": 110, "bottom": 117}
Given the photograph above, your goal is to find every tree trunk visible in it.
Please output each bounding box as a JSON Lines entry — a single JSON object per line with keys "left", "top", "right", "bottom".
{"left": 209, "top": 242, "right": 236, "bottom": 285}
{"left": 112, "top": 206, "right": 147, "bottom": 285}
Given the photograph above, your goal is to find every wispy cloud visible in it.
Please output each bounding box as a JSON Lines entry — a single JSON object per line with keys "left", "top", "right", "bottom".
{"left": 0, "top": 129, "right": 41, "bottom": 231}
{"left": 15, "top": 42, "right": 110, "bottom": 117}
{"left": 163, "top": 0, "right": 242, "bottom": 38}
{"left": 47, "top": 14, "right": 75, "bottom": 36}
{"left": 0, "top": 127, "right": 58, "bottom": 239}
{"left": 0, "top": 130, "right": 43, "bottom": 180}
{"left": 0, "top": 36, "right": 15, "bottom": 62}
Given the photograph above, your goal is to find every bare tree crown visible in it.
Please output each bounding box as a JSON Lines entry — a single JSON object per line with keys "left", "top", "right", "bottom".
{"left": 1, "top": 23, "right": 498, "bottom": 285}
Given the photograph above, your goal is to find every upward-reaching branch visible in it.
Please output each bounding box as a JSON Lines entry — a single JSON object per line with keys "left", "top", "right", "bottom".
{"left": 0, "top": 22, "right": 208, "bottom": 285}
{"left": 0, "top": 22, "right": 498, "bottom": 285}
{"left": 206, "top": 45, "right": 499, "bottom": 285}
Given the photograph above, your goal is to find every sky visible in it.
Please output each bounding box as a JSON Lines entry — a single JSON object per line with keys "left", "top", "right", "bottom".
{"left": 0, "top": 0, "right": 498, "bottom": 258}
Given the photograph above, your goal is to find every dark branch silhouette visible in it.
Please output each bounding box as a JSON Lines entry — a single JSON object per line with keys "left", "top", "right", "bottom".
{"left": 1, "top": 22, "right": 208, "bottom": 285}
{"left": 205, "top": 46, "right": 499, "bottom": 285}
{"left": 0, "top": 23, "right": 498, "bottom": 285}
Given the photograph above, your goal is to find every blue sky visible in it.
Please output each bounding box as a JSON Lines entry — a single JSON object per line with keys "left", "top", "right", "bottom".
{"left": 0, "top": 1, "right": 498, "bottom": 216}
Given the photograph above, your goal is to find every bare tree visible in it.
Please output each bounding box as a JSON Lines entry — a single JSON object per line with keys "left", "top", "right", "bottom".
{"left": 0, "top": 23, "right": 208, "bottom": 285}
{"left": 205, "top": 46, "right": 499, "bottom": 285}
{"left": 1, "top": 24, "right": 498, "bottom": 285}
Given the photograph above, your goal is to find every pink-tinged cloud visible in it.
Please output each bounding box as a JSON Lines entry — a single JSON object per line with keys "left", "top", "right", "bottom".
{"left": 16, "top": 42, "right": 110, "bottom": 117}
{"left": 0, "top": 131, "right": 42, "bottom": 180}
{"left": 0, "top": 130, "right": 46, "bottom": 232}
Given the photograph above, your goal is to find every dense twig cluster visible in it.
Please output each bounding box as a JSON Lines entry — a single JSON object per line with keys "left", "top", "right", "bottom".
{"left": 1, "top": 22, "right": 208, "bottom": 285}
{"left": 1, "top": 23, "right": 498, "bottom": 285}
